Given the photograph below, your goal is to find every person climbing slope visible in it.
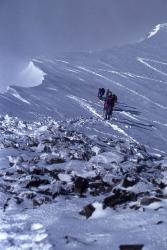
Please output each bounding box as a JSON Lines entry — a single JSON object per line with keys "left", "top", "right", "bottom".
{"left": 98, "top": 88, "right": 105, "bottom": 99}
{"left": 104, "top": 91, "right": 116, "bottom": 120}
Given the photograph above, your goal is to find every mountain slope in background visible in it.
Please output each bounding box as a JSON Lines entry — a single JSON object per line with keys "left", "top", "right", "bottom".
{"left": 1, "top": 24, "right": 167, "bottom": 153}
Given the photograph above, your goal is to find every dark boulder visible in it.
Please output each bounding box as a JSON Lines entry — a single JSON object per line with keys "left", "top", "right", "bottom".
{"left": 103, "top": 189, "right": 137, "bottom": 208}
{"left": 29, "top": 166, "right": 47, "bottom": 175}
{"left": 79, "top": 203, "right": 95, "bottom": 218}
{"left": 26, "top": 176, "right": 50, "bottom": 188}
{"left": 122, "top": 175, "right": 139, "bottom": 188}
{"left": 120, "top": 245, "right": 144, "bottom": 250}
{"left": 46, "top": 156, "right": 66, "bottom": 164}
{"left": 140, "top": 196, "right": 161, "bottom": 206}
{"left": 74, "top": 176, "right": 88, "bottom": 195}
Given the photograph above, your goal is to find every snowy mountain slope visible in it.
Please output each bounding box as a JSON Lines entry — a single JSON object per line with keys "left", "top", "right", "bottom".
{"left": 0, "top": 24, "right": 167, "bottom": 153}
{"left": 1, "top": 24, "right": 167, "bottom": 250}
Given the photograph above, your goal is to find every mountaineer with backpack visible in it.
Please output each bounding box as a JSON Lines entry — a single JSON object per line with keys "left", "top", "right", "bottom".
{"left": 98, "top": 88, "right": 105, "bottom": 99}
{"left": 103, "top": 91, "right": 117, "bottom": 120}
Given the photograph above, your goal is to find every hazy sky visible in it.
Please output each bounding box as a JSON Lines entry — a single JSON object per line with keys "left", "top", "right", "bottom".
{"left": 0, "top": 0, "right": 167, "bottom": 91}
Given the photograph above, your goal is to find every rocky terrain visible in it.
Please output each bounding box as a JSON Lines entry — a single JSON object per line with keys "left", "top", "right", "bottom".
{"left": 0, "top": 115, "right": 167, "bottom": 249}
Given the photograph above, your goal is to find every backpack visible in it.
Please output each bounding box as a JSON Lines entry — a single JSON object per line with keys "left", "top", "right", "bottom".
{"left": 112, "top": 94, "right": 118, "bottom": 103}
{"left": 104, "top": 96, "right": 114, "bottom": 110}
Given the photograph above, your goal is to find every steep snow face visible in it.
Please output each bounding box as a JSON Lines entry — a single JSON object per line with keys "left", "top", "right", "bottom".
{"left": 0, "top": 24, "right": 167, "bottom": 152}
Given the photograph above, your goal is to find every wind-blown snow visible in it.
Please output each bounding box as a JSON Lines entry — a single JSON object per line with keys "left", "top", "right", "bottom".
{"left": 137, "top": 57, "right": 167, "bottom": 77}
{"left": 55, "top": 59, "right": 69, "bottom": 64}
{"left": 148, "top": 24, "right": 161, "bottom": 38}
{"left": 20, "top": 61, "right": 46, "bottom": 87}
{"left": 148, "top": 23, "right": 167, "bottom": 39}
{"left": 7, "top": 87, "right": 31, "bottom": 105}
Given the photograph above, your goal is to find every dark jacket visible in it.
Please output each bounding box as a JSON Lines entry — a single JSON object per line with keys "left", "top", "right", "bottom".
{"left": 104, "top": 96, "right": 115, "bottom": 113}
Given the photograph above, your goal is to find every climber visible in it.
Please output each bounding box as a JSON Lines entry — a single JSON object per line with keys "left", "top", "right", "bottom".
{"left": 98, "top": 88, "right": 105, "bottom": 99}
{"left": 104, "top": 91, "right": 116, "bottom": 120}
